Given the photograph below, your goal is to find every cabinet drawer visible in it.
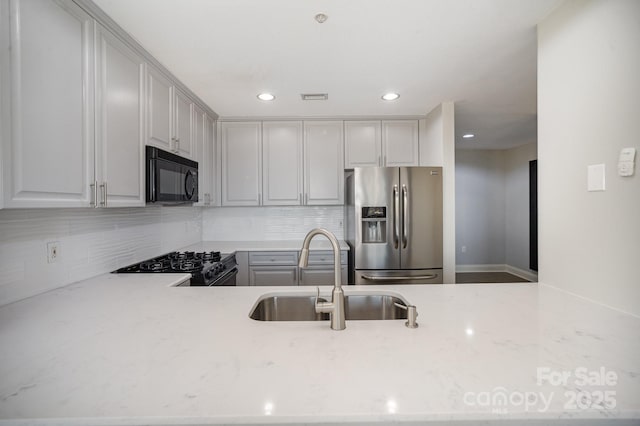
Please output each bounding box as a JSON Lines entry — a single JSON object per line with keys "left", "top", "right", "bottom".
{"left": 306, "top": 251, "right": 348, "bottom": 266}
{"left": 249, "top": 251, "right": 298, "bottom": 266}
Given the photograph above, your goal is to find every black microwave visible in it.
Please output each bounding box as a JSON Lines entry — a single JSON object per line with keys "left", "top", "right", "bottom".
{"left": 146, "top": 146, "right": 198, "bottom": 204}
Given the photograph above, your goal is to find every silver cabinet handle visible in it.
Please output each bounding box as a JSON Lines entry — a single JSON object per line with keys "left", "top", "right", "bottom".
{"left": 99, "top": 182, "right": 107, "bottom": 207}
{"left": 175, "top": 138, "right": 180, "bottom": 153}
{"left": 361, "top": 274, "right": 437, "bottom": 281}
{"left": 90, "top": 181, "right": 97, "bottom": 207}
{"left": 402, "top": 184, "right": 408, "bottom": 249}
{"left": 392, "top": 185, "right": 399, "bottom": 249}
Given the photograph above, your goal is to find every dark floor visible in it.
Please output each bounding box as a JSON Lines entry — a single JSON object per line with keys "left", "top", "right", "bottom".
{"left": 456, "top": 272, "right": 531, "bottom": 283}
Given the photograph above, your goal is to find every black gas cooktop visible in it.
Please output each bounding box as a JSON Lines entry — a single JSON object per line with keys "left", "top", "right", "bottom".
{"left": 113, "top": 251, "right": 237, "bottom": 286}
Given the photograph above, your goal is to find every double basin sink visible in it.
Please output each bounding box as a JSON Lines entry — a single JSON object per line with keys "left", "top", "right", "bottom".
{"left": 250, "top": 291, "right": 409, "bottom": 321}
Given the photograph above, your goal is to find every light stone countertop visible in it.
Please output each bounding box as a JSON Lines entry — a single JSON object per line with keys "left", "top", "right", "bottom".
{"left": 179, "top": 240, "right": 350, "bottom": 254}
{"left": 0, "top": 273, "right": 638, "bottom": 425}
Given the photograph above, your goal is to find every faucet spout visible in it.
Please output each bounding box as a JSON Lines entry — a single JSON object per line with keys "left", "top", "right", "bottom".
{"left": 299, "top": 228, "right": 345, "bottom": 330}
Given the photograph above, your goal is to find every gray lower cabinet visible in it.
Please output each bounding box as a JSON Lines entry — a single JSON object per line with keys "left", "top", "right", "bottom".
{"left": 298, "top": 267, "right": 348, "bottom": 286}
{"left": 250, "top": 266, "right": 298, "bottom": 286}
{"left": 249, "top": 251, "right": 298, "bottom": 286}
{"left": 247, "top": 249, "right": 348, "bottom": 286}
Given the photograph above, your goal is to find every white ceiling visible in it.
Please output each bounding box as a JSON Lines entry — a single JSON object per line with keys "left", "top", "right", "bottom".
{"left": 93, "top": 0, "right": 562, "bottom": 150}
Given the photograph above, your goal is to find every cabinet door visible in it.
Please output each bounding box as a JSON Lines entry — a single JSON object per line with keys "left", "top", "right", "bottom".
{"left": 193, "top": 106, "right": 216, "bottom": 206}
{"left": 382, "top": 120, "right": 419, "bottom": 166}
{"left": 192, "top": 105, "right": 207, "bottom": 205}
{"left": 220, "top": 122, "right": 261, "bottom": 206}
{"left": 3, "top": 0, "right": 94, "bottom": 207}
{"left": 174, "top": 88, "right": 193, "bottom": 159}
{"left": 146, "top": 65, "right": 173, "bottom": 152}
{"left": 303, "top": 121, "right": 344, "bottom": 205}
{"left": 250, "top": 266, "right": 298, "bottom": 286}
{"left": 94, "top": 25, "right": 145, "bottom": 207}
{"left": 299, "top": 267, "right": 348, "bottom": 286}
{"left": 209, "top": 118, "right": 219, "bottom": 206}
{"left": 344, "top": 121, "right": 382, "bottom": 168}
{"left": 262, "top": 121, "right": 303, "bottom": 205}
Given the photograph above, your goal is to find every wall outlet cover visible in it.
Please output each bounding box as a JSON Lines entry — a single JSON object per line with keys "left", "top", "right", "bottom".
{"left": 587, "top": 164, "right": 606, "bottom": 191}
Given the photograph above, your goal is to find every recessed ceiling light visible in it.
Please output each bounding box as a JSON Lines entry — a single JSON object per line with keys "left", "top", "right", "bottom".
{"left": 315, "top": 13, "right": 328, "bottom": 24}
{"left": 382, "top": 93, "right": 400, "bottom": 101}
{"left": 257, "top": 93, "right": 275, "bottom": 101}
{"left": 462, "top": 133, "right": 475, "bottom": 139}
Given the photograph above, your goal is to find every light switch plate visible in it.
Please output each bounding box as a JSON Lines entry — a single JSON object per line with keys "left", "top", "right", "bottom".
{"left": 587, "top": 164, "right": 606, "bottom": 191}
{"left": 618, "top": 147, "right": 636, "bottom": 177}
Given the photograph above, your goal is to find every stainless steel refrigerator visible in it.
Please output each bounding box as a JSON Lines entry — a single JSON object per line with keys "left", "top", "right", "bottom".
{"left": 345, "top": 167, "right": 443, "bottom": 284}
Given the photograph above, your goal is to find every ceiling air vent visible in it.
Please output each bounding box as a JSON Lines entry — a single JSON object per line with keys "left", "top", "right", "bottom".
{"left": 301, "top": 93, "right": 328, "bottom": 101}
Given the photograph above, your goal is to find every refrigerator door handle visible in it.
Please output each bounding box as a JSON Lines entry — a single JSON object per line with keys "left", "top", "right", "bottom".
{"left": 393, "top": 185, "right": 399, "bottom": 249}
{"left": 402, "top": 184, "right": 408, "bottom": 248}
{"left": 361, "top": 274, "right": 438, "bottom": 281}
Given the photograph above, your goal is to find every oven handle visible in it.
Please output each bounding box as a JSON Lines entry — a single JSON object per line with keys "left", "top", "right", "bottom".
{"left": 210, "top": 267, "right": 238, "bottom": 286}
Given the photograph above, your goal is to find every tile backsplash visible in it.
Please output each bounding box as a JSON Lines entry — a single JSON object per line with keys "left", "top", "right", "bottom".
{"left": 0, "top": 205, "right": 343, "bottom": 306}
{"left": 202, "top": 206, "right": 344, "bottom": 241}
{"left": 0, "top": 206, "right": 201, "bottom": 306}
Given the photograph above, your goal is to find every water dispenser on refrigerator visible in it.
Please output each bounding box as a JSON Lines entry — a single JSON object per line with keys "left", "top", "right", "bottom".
{"left": 361, "top": 207, "right": 386, "bottom": 243}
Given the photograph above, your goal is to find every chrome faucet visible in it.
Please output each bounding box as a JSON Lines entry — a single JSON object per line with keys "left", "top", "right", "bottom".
{"left": 299, "top": 228, "right": 346, "bottom": 331}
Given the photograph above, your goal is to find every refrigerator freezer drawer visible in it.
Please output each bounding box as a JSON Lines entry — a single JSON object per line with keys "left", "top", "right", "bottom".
{"left": 355, "top": 269, "right": 443, "bottom": 284}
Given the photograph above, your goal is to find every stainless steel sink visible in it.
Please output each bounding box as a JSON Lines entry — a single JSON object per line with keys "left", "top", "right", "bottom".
{"left": 249, "top": 295, "right": 330, "bottom": 321}
{"left": 344, "top": 294, "right": 408, "bottom": 320}
{"left": 249, "top": 292, "right": 409, "bottom": 321}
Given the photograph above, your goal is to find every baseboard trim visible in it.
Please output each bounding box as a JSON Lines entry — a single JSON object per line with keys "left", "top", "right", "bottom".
{"left": 505, "top": 265, "right": 538, "bottom": 282}
{"left": 456, "top": 264, "right": 538, "bottom": 282}
{"left": 456, "top": 264, "right": 505, "bottom": 273}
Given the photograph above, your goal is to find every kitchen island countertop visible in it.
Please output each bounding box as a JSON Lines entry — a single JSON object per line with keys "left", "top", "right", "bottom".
{"left": 0, "top": 273, "right": 638, "bottom": 425}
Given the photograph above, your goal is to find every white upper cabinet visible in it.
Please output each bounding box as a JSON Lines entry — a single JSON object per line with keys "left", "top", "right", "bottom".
{"left": 262, "top": 121, "right": 303, "bottom": 206}
{"left": 382, "top": 120, "right": 419, "bottom": 166}
{"left": 304, "top": 121, "right": 344, "bottom": 205}
{"left": 344, "top": 120, "right": 419, "bottom": 168}
{"left": 344, "top": 121, "right": 382, "bottom": 168}
{"left": 2, "top": 0, "right": 95, "bottom": 208}
{"left": 146, "top": 67, "right": 195, "bottom": 159}
{"left": 94, "top": 24, "right": 145, "bottom": 207}
{"left": 146, "top": 66, "right": 173, "bottom": 152}
{"left": 221, "top": 122, "right": 262, "bottom": 206}
{"left": 174, "top": 87, "right": 193, "bottom": 159}
{"left": 193, "top": 105, "right": 215, "bottom": 206}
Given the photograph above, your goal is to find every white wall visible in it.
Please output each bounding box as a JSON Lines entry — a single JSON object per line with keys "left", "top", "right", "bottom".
{"left": 419, "top": 105, "right": 444, "bottom": 166}
{"left": 505, "top": 143, "right": 537, "bottom": 272}
{"left": 455, "top": 142, "right": 537, "bottom": 276}
{"left": 538, "top": 0, "right": 640, "bottom": 316}
{"left": 441, "top": 102, "right": 456, "bottom": 284}
{"left": 455, "top": 150, "right": 506, "bottom": 265}
{"left": 421, "top": 102, "right": 456, "bottom": 283}
{"left": 0, "top": 207, "right": 201, "bottom": 306}
{"left": 202, "top": 206, "right": 344, "bottom": 241}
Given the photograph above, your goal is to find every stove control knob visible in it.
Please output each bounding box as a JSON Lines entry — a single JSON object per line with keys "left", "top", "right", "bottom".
{"left": 204, "top": 270, "right": 213, "bottom": 280}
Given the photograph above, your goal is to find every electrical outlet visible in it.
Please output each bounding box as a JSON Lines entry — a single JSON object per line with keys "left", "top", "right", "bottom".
{"left": 47, "top": 241, "right": 60, "bottom": 263}
{"left": 461, "top": 245, "right": 467, "bottom": 253}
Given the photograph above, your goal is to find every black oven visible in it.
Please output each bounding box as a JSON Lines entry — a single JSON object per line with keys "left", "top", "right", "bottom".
{"left": 146, "top": 146, "right": 198, "bottom": 204}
